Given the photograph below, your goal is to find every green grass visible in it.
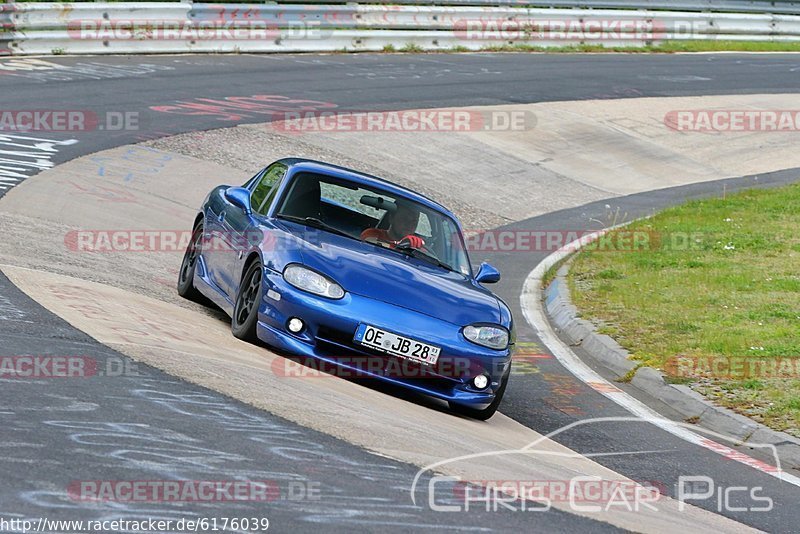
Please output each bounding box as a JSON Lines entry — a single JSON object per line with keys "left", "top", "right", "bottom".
{"left": 542, "top": 257, "right": 568, "bottom": 289}
{"left": 376, "top": 40, "right": 800, "bottom": 55}
{"left": 477, "top": 40, "right": 800, "bottom": 53}
{"left": 399, "top": 43, "right": 424, "bottom": 53}
{"left": 653, "top": 40, "right": 800, "bottom": 53}
{"left": 568, "top": 183, "right": 800, "bottom": 435}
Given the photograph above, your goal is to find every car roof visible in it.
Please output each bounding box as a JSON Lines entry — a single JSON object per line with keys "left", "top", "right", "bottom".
{"left": 276, "top": 157, "right": 456, "bottom": 219}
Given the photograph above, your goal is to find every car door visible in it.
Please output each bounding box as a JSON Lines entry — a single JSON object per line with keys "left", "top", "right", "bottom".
{"left": 220, "top": 163, "right": 287, "bottom": 299}
{"left": 202, "top": 184, "right": 236, "bottom": 295}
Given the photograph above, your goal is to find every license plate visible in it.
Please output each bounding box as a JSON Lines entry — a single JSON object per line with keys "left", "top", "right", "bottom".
{"left": 354, "top": 324, "right": 440, "bottom": 365}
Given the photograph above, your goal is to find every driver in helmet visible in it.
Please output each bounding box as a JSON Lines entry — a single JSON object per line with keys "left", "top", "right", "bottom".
{"left": 361, "top": 202, "right": 425, "bottom": 249}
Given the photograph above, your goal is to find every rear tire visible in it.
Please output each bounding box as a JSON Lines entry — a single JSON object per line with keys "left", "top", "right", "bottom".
{"left": 177, "top": 221, "right": 204, "bottom": 302}
{"left": 232, "top": 259, "right": 263, "bottom": 343}
{"left": 449, "top": 366, "right": 510, "bottom": 421}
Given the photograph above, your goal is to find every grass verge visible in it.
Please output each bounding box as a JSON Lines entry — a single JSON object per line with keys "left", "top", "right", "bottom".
{"left": 568, "top": 183, "right": 800, "bottom": 436}
{"left": 484, "top": 40, "right": 800, "bottom": 53}
{"left": 374, "top": 41, "right": 800, "bottom": 54}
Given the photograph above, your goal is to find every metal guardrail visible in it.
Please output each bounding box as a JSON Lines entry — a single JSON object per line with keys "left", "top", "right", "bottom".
{"left": 0, "top": 4, "right": 12, "bottom": 54}
{"left": 6, "top": 0, "right": 800, "bottom": 14}
{"left": 2, "top": 1, "right": 800, "bottom": 55}
{"left": 8, "top": 2, "right": 191, "bottom": 29}
{"left": 273, "top": 0, "right": 800, "bottom": 14}
{"left": 190, "top": 4, "right": 800, "bottom": 33}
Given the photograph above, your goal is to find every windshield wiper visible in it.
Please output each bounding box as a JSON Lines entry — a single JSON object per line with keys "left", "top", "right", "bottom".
{"left": 276, "top": 214, "right": 354, "bottom": 240}
{"left": 394, "top": 244, "right": 455, "bottom": 272}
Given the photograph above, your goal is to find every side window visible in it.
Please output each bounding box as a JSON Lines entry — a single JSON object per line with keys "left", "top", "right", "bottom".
{"left": 416, "top": 212, "right": 432, "bottom": 238}
{"left": 251, "top": 163, "right": 287, "bottom": 215}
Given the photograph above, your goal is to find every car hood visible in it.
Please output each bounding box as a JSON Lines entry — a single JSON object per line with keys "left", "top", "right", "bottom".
{"left": 275, "top": 221, "right": 502, "bottom": 326}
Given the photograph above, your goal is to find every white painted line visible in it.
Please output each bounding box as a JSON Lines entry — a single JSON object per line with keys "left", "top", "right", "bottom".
{"left": 520, "top": 228, "right": 800, "bottom": 488}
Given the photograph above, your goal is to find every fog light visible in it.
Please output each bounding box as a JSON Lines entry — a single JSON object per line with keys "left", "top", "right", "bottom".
{"left": 287, "top": 317, "right": 304, "bottom": 333}
{"left": 472, "top": 374, "right": 489, "bottom": 390}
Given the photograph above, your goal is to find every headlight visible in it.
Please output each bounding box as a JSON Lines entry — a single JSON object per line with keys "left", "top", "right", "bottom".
{"left": 463, "top": 324, "right": 509, "bottom": 350}
{"left": 284, "top": 264, "right": 345, "bottom": 299}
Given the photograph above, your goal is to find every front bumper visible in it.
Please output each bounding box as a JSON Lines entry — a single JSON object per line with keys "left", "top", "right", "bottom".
{"left": 257, "top": 269, "right": 512, "bottom": 406}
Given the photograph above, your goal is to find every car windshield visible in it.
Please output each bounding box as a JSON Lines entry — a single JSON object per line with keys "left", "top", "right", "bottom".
{"left": 275, "top": 172, "right": 472, "bottom": 276}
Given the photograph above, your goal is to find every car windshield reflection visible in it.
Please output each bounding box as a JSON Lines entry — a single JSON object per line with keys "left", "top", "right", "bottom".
{"left": 275, "top": 172, "right": 471, "bottom": 276}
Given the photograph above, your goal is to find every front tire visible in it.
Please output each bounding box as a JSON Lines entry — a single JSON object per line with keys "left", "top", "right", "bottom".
{"left": 232, "top": 259, "right": 263, "bottom": 343}
{"left": 177, "top": 221, "right": 204, "bottom": 302}
{"left": 449, "top": 366, "right": 510, "bottom": 421}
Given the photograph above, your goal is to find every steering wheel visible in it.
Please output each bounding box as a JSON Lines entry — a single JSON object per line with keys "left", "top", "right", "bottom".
{"left": 396, "top": 235, "right": 438, "bottom": 259}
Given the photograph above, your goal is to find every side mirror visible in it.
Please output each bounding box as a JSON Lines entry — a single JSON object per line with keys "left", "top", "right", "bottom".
{"left": 475, "top": 262, "right": 500, "bottom": 284}
{"left": 224, "top": 186, "right": 252, "bottom": 214}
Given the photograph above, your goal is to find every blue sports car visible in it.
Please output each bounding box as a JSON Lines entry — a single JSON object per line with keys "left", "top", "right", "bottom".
{"left": 178, "top": 158, "right": 514, "bottom": 419}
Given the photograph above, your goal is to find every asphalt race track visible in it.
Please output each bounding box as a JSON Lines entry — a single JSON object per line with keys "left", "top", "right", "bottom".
{"left": 1, "top": 52, "right": 800, "bottom": 532}
{"left": 2, "top": 52, "right": 800, "bottom": 192}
